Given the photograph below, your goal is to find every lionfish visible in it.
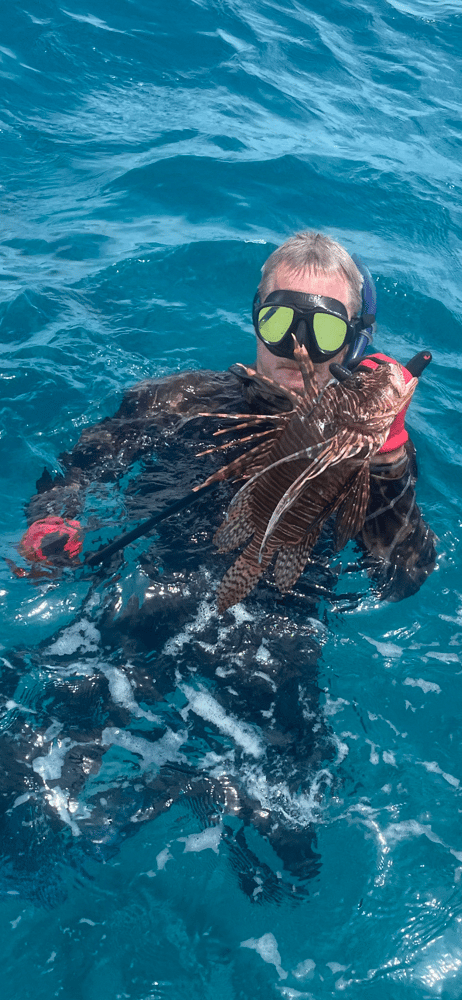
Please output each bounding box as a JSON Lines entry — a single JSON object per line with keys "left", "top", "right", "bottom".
{"left": 196, "top": 345, "right": 417, "bottom": 612}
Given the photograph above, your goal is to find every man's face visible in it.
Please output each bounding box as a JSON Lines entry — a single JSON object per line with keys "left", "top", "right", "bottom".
{"left": 255, "top": 264, "right": 353, "bottom": 392}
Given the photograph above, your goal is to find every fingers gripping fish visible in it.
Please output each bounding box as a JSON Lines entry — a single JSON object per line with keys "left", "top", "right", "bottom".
{"left": 196, "top": 344, "right": 417, "bottom": 612}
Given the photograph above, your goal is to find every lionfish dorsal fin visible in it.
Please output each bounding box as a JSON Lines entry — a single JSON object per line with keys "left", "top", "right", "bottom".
{"left": 292, "top": 342, "right": 319, "bottom": 402}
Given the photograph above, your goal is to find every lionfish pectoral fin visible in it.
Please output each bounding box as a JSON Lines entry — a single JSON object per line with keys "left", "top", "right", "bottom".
{"left": 258, "top": 432, "right": 363, "bottom": 559}
{"left": 227, "top": 433, "right": 347, "bottom": 521}
{"left": 196, "top": 417, "right": 290, "bottom": 491}
{"left": 335, "top": 464, "right": 370, "bottom": 549}
{"left": 273, "top": 528, "right": 322, "bottom": 592}
{"left": 197, "top": 425, "right": 280, "bottom": 458}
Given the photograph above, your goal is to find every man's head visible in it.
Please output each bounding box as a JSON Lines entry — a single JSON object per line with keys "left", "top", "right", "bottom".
{"left": 255, "top": 231, "right": 364, "bottom": 392}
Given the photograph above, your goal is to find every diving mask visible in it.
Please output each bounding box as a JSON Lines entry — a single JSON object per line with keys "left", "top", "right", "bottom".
{"left": 253, "top": 289, "right": 374, "bottom": 365}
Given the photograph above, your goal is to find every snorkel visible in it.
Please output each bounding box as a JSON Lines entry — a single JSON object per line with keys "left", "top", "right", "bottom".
{"left": 344, "top": 254, "right": 377, "bottom": 370}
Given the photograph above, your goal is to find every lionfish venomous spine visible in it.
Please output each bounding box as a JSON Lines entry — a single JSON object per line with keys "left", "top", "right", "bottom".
{"left": 195, "top": 345, "right": 417, "bottom": 612}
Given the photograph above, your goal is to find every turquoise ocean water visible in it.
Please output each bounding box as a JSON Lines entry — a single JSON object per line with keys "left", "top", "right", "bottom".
{"left": 2, "top": 0, "right": 462, "bottom": 996}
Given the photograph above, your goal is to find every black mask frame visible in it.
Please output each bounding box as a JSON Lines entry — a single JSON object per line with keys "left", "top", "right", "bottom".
{"left": 253, "top": 289, "right": 374, "bottom": 365}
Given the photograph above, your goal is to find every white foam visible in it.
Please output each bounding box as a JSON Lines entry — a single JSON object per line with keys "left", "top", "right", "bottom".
{"left": 368, "top": 712, "right": 401, "bottom": 736}
{"left": 241, "top": 933, "right": 288, "bottom": 980}
{"left": 229, "top": 603, "right": 255, "bottom": 625}
{"left": 44, "top": 721, "right": 62, "bottom": 741}
{"left": 99, "top": 663, "right": 159, "bottom": 722}
{"left": 179, "top": 824, "right": 222, "bottom": 854}
{"left": 255, "top": 641, "right": 271, "bottom": 665}
{"left": 323, "top": 695, "right": 349, "bottom": 717}
{"left": 334, "top": 737, "right": 349, "bottom": 764}
{"left": 44, "top": 787, "right": 82, "bottom": 836}
{"left": 374, "top": 819, "right": 462, "bottom": 862}
{"left": 421, "top": 760, "right": 460, "bottom": 788}
{"left": 276, "top": 989, "right": 313, "bottom": 999}
{"left": 156, "top": 847, "right": 173, "bottom": 870}
{"left": 33, "top": 738, "right": 76, "bottom": 781}
{"left": 215, "top": 665, "right": 235, "bottom": 678}
{"left": 162, "top": 599, "right": 216, "bottom": 655}
{"left": 366, "top": 740, "right": 379, "bottom": 765}
{"left": 201, "top": 751, "right": 227, "bottom": 769}
{"left": 243, "top": 765, "right": 331, "bottom": 827}
{"left": 362, "top": 635, "right": 403, "bottom": 658}
{"left": 293, "top": 959, "right": 316, "bottom": 980}
{"left": 180, "top": 684, "right": 263, "bottom": 758}
{"left": 440, "top": 613, "right": 462, "bottom": 626}
{"left": 12, "top": 792, "right": 33, "bottom": 809}
{"left": 47, "top": 619, "right": 101, "bottom": 656}
{"left": 251, "top": 669, "right": 277, "bottom": 691}
{"left": 196, "top": 641, "right": 217, "bottom": 654}
{"left": 425, "top": 651, "right": 460, "bottom": 663}
{"left": 403, "top": 677, "right": 441, "bottom": 694}
{"left": 101, "top": 727, "right": 188, "bottom": 770}
{"left": 46, "top": 658, "right": 96, "bottom": 678}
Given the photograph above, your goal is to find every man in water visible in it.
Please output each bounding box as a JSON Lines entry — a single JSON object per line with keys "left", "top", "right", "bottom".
{"left": 21, "top": 229, "right": 436, "bottom": 598}
{"left": 9, "top": 231, "right": 436, "bottom": 903}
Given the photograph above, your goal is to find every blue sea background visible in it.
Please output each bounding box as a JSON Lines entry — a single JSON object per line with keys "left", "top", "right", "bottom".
{"left": 1, "top": 0, "right": 462, "bottom": 996}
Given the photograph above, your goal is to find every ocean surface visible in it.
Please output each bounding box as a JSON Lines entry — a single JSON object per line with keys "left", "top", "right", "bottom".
{"left": 1, "top": 0, "right": 462, "bottom": 997}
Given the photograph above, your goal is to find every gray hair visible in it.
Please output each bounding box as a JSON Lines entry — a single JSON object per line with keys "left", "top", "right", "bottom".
{"left": 259, "top": 230, "right": 363, "bottom": 315}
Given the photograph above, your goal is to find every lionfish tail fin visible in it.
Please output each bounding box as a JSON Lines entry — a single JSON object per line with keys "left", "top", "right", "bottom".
{"left": 273, "top": 529, "right": 322, "bottom": 592}
{"left": 216, "top": 548, "right": 266, "bottom": 612}
{"left": 213, "top": 495, "right": 254, "bottom": 553}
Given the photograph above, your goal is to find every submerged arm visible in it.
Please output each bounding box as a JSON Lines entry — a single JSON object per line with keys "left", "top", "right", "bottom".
{"left": 359, "top": 440, "right": 436, "bottom": 601}
{"left": 25, "top": 371, "right": 236, "bottom": 525}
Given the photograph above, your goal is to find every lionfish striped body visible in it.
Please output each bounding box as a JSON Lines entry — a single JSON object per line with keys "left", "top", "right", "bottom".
{"left": 197, "top": 346, "right": 417, "bottom": 612}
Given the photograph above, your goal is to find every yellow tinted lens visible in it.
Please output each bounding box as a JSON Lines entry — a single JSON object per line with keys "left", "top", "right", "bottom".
{"left": 313, "top": 313, "right": 347, "bottom": 351}
{"left": 258, "top": 306, "right": 294, "bottom": 343}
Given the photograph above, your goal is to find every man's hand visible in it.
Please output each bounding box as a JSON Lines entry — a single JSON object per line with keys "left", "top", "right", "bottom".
{"left": 20, "top": 516, "right": 83, "bottom": 564}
